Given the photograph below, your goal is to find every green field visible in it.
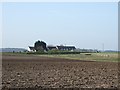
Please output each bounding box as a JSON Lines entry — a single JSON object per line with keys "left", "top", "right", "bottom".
{"left": 38, "top": 52, "right": 119, "bottom": 62}
{"left": 2, "top": 52, "right": 119, "bottom": 62}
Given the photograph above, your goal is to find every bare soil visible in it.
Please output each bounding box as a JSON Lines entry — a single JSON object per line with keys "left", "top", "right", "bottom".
{"left": 2, "top": 55, "right": 119, "bottom": 89}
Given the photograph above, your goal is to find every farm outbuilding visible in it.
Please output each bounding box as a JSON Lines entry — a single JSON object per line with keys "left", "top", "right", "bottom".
{"left": 28, "top": 46, "right": 36, "bottom": 52}
{"left": 47, "top": 46, "right": 57, "bottom": 50}
{"left": 28, "top": 44, "right": 76, "bottom": 52}
{"left": 57, "top": 46, "right": 76, "bottom": 51}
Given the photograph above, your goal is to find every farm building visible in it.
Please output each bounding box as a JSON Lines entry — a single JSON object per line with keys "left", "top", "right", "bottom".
{"left": 57, "top": 46, "right": 76, "bottom": 51}
{"left": 28, "top": 45, "right": 76, "bottom": 51}
{"left": 28, "top": 46, "right": 36, "bottom": 52}
{"left": 47, "top": 46, "right": 57, "bottom": 50}
{"left": 47, "top": 45, "right": 76, "bottom": 51}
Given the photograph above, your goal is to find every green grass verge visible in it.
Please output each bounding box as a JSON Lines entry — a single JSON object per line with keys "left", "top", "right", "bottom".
{"left": 2, "top": 52, "right": 28, "bottom": 56}
{"left": 37, "top": 52, "right": 119, "bottom": 62}
{"left": 2, "top": 52, "right": 119, "bottom": 62}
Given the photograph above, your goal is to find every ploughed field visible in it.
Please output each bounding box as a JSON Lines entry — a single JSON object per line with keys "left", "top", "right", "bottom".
{"left": 2, "top": 55, "right": 119, "bottom": 89}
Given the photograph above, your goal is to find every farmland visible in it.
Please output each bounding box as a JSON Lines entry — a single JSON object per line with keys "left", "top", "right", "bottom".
{"left": 37, "top": 52, "right": 118, "bottom": 62}
{"left": 2, "top": 52, "right": 119, "bottom": 89}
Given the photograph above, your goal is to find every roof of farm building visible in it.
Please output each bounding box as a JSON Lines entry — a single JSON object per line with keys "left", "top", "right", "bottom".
{"left": 29, "top": 46, "right": 35, "bottom": 50}
{"left": 57, "top": 46, "right": 76, "bottom": 48}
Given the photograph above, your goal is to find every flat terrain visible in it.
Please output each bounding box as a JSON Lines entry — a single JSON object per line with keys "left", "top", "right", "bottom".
{"left": 39, "top": 52, "right": 118, "bottom": 62}
{"left": 2, "top": 54, "right": 119, "bottom": 89}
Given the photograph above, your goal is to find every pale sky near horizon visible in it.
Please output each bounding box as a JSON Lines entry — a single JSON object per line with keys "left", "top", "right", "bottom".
{"left": 2, "top": 2, "right": 118, "bottom": 50}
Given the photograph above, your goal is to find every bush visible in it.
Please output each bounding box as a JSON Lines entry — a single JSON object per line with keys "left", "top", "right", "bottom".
{"left": 27, "top": 51, "right": 47, "bottom": 54}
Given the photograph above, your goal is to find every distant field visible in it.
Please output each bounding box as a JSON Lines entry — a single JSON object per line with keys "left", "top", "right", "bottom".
{"left": 37, "top": 52, "right": 118, "bottom": 62}
{"left": 2, "top": 52, "right": 119, "bottom": 62}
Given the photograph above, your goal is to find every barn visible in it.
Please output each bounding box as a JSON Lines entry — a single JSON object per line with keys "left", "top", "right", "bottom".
{"left": 47, "top": 46, "right": 57, "bottom": 50}
{"left": 28, "top": 45, "right": 76, "bottom": 51}
{"left": 28, "top": 46, "right": 36, "bottom": 52}
{"left": 57, "top": 46, "right": 76, "bottom": 51}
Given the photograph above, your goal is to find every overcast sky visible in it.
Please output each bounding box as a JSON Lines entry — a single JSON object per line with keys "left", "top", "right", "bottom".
{"left": 2, "top": 2, "right": 118, "bottom": 50}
